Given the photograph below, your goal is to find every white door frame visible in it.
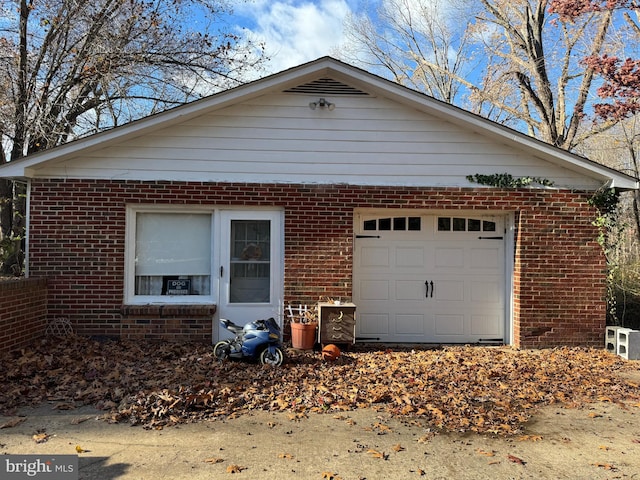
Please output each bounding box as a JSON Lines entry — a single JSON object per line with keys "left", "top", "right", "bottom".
{"left": 215, "top": 209, "right": 284, "bottom": 343}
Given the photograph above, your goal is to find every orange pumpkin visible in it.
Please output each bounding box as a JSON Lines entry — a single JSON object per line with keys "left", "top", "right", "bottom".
{"left": 322, "top": 344, "right": 341, "bottom": 361}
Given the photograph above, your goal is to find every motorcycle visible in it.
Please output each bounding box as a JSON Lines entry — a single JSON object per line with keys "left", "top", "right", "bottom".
{"left": 213, "top": 317, "right": 284, "bottom": 366}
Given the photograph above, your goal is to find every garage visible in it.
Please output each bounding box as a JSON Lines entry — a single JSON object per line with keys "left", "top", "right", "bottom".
{"left": 353, "top": 212, "right": 508, "bottom": 344}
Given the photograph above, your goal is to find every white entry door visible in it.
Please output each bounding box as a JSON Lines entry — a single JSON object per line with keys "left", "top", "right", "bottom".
{"left": 354, "top": 213, "right": 506, "bottom": 344}
{"left": 216, "top": 210, "right": 283, "bottom": 341}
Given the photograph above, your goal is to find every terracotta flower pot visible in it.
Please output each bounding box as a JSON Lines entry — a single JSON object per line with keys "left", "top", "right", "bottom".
{"left": 290, "top": 322, "right": 317, "bottom": 350}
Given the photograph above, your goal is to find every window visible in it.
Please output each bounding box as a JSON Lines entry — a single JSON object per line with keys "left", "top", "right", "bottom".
{"left": 127, "top": 209, "right": 213, "bottom": 303}
{"left": 229, "top": 220, "right": 271, "bottom": 303}
{"left": 437, "top": 216, "right": 497, "bottom": 232}
{"left": 362, "top": 216, "right": 422, "bottom": 232}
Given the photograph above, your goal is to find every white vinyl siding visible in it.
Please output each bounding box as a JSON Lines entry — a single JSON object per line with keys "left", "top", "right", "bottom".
{"left": 34, "top": 95, "right": 603, "bottom": 189}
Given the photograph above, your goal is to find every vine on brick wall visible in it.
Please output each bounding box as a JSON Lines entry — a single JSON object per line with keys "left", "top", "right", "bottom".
{"left": 466, "top": 173, "right": 555, "bottom": 188}
{"left": 0, "top": 236, "right": 24, "bottom": 277}
{"left": 589, "top": 187, "right": 623, "bottom": 325}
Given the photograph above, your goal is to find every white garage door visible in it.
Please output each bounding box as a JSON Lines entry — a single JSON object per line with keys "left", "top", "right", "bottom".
{"left": 353, "top": 213, "right": 506, "bottom": 344}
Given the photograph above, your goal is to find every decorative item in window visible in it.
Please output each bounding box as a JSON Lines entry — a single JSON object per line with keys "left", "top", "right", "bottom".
{"left": 164, "top": 278, "right": 191, "bottom": 295}
{"left": 240, "top": 243, "right": 262, "bottom": 260}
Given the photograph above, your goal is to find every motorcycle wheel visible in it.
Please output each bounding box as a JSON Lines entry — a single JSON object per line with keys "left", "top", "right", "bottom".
{"left": 259, "top": 347, "right": 284, "bottom": 366}
{"left": 213, "top": 341, "right": 231, "bottom": 361}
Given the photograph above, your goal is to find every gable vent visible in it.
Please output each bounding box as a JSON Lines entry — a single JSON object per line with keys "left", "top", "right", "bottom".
{"left": 283, "top": 77, "right": 369, "bottom": 96}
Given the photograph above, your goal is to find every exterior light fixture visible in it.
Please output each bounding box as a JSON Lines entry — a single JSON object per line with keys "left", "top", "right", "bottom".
{"left": 309, "top": 98, "right": 335, "bottom": 111}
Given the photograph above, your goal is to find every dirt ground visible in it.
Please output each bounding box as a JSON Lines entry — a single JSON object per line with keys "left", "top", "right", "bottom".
{"left": 2, "top": 398, "right": 640, "bottom": 479}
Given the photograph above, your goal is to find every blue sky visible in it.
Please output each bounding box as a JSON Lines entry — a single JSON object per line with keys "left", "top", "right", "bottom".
{"left": 229, "top": 0, "right": 361, "bottom": 74}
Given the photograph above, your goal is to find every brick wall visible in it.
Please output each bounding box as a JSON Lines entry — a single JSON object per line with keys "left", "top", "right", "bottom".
{"left": 0, "top": 278, "right": 48, "bottom": 353}
{"left": 27, "top": 180, "right": 606, "bottom": 348}
{"left": 120, "top": 305, "right": 215, "bottom": 342}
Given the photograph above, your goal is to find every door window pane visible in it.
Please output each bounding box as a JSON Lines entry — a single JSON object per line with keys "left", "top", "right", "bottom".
{"left": 229, "top": 220, "right": 271, "bottom": 303}
{"left": 483, "top": 220, "right": 496, "bottom": 232}
{"left": 393, "top": 217, "right": 406, "bottom": 230}
{"left": 363, "top": 219, "right": 377, "bottom": 231}
{"left": 453, "top": 218, "right": 466, "bottom": 231}
{"left": 408, "top": 217, "right": 421, "bottom": 231}
{"left": 378, "top": 218, "right": 392, "bottom": 230}
{"left": 438, "top": 217, "right": 451, "bottom": 231}
{"left": 468, "top": 219, "right": 481, "bottom": 231}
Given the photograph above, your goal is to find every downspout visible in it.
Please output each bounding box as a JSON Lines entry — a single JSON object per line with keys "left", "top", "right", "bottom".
{"left": 23, "top": 179, "right": 30, "bottom": 277}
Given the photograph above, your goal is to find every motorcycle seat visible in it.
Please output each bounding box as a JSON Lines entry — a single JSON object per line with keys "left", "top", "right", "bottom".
{"left": 220, "top": 318, "right": 244, "bottom": 335}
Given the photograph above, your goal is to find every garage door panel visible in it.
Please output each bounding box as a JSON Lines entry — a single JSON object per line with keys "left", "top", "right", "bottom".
{"left": 471, "top": 314, "right": 501, "bottom": 336}
{"left": 471, "top": 280, "right": 501, "bottom": 303}
{"left": 470, "top": 247, "right": 500, "bottom": 269}
{"left": 395, "top": 314, "right": 425, "bottom": 335}
{"left": 435, "top": 280, "right": 464, "bottom": 301}
{"left": 360, "top": 280, "right": 389, "bottom": 300}
{"left": 434, "top": 248, "right": 464, "bottom": 268}
{"left": 435, "top": 314, "right": 465, "bottom": 335}
{"left": 395, "top": 279, "right": 425, "bottom": 300}
{"left": 358, "top": 313, "right": 389, "bottom": 335}
{"left": 396, "top": 247, "right": 425, "bottom": 267}
{"left": 360, "top": 246, "right": 390, "bottom": 268}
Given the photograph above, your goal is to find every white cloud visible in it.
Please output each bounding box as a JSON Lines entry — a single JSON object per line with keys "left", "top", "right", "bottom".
{"left": 237, "top": 0, "right": 353, "bottom": 74}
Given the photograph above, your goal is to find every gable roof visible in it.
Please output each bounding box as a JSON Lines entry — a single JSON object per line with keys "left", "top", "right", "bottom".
{"left": 1, "top": 56, "right": 637, "bottom": 190}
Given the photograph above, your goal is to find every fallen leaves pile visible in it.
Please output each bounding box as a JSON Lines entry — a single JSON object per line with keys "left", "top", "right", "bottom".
{"left": 1, "top": 336, "right": 639, "bottom": 435}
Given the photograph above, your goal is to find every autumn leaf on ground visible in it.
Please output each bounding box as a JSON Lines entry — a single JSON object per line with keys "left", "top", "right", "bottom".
{"left": 0, "top": 417, "right": 26, "bottom": 429}
{"left": 588, "top": 412, "right": 603, "bottom": 418}
{"left": 392, "top": 443, "right": 405, "bottom": 452}
{"left": 518, "top": 435, "right": 543, "bottom": 442}
{"left": 372, "top": 422, "right": 392, "bottom": 434}
{"left": 598, "top": 445, "right": 610, "bottom": 451}
{"left": 75, "top": 445, "right": 88, "bottom": 453}
{"left": 592, "top": 462, "right": 616, "bottom": 471}
{"left": 321, "top": 472, "right": 342, "bottom": 480}
{"left": 2, "top": 338, "right": 639, "bottom": 435}
{"left": 367, "top": 448, "right": 388, "bottom": 460}
{"left": 278, "top": 453, "right": 294, "bottom": 459}
{"left": 203, "top": 457, "right": 224, "bottom": 464}
{"left": 32, "top": 433, "right": 49, "bottom": 443}
{"left": 288, "top": 413, "right": 307, "bottom": 422}
{"left": 476, "top": 449, "right": 495, "bottom": 457}
{"left": 226, "top": 464, "right": 246, "bottom": 473}
{"left": 507, "top": 454, "right": 526, "bottom": 465}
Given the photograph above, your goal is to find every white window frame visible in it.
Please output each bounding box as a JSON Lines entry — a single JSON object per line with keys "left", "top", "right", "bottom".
{"left": 124, "top": 205, "right": 217, "bottom": 305}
